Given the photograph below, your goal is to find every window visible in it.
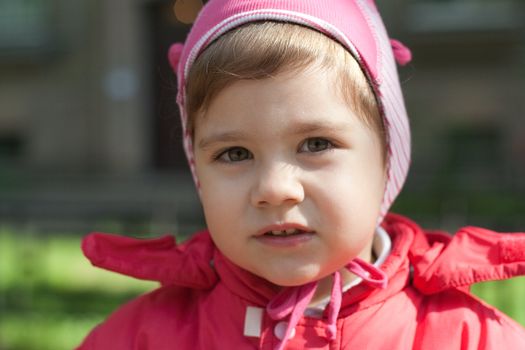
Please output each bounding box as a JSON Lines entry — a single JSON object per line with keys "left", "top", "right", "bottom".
{"left": 408, "top": 0, "right": 522, "bottom": 33}
{"left": 0, "top": 0, "right": 56, "bottom": 58}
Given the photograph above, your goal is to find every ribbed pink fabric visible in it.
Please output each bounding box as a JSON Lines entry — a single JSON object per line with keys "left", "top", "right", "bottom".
{"left": 168, "top": 0, "right": 411, "bottom": 222}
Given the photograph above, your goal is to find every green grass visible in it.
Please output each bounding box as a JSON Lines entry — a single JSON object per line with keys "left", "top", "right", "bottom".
{"left": 0, "top": 229, "right": 156, "bottom": 350}
{"left": 0, "top": 228, "right": 524, "bottom": 349}
{"left": 472, "top": 277, "right": 525, "bottom": 326}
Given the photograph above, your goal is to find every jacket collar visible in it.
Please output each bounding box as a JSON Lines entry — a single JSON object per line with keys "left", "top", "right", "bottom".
{"left": 82, "top": 213, "right": 525, "bottom": 307}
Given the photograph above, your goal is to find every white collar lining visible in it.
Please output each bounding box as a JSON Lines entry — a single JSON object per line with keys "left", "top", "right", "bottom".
{"left": 305, "top": 226, "right": 392, "bottom": 314}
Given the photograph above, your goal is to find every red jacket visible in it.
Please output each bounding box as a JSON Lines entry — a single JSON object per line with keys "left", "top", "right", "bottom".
{"left": 77, "top": 214, "right": 525, "bottom": 349}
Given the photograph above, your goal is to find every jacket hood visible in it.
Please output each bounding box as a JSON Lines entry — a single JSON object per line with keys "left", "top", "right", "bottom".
{"left": 82, "top": 214, "right": 525, "bottom": 305}
{"left": 400, "top": 218, "right": 525, "bottom": 294}
{"left": 82, "top": 230, "right": 218, "bottom": 289}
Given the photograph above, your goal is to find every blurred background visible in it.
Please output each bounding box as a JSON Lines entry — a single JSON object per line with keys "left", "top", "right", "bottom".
{"left": 0, "top": 0, "right": 524, "bottom": 349}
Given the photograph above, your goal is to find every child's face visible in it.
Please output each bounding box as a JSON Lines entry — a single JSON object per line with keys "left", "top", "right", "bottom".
{"left": 193, "top": 67, "right": 386, "bottom": 287}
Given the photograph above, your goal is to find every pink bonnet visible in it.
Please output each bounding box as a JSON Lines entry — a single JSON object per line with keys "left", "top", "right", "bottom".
{"left": 168, "top": 0, "right": 412, "bottom": 222}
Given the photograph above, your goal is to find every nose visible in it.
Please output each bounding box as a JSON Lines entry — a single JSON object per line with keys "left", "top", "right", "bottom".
{"left": 250, "top": 162, "right": 305, "bottom": 208}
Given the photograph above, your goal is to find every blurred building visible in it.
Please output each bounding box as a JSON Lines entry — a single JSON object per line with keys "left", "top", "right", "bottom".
{"left": 0, "top": 0, "right": 524, "bottom": 234}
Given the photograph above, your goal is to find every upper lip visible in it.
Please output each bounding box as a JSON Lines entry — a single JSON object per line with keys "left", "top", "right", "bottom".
{"left": 255, "top": 223, "right": 314, "bottom": 236}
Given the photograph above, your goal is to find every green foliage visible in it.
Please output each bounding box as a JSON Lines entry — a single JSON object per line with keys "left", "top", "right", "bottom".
{"left": 0, "top": 228, "right": 524, "bottom": 350}
{"left": 472, "top": 277, "right": 525, "bottom": 326}
{"left": 0, "top": 229, "right": 155, "bottom": 350}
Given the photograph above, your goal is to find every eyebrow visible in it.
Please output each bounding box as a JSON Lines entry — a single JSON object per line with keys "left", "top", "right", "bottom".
{"left": 289, "top": 120, "right": 349, "bottom": 135}
{"left": 198, "top": 131, "right": 248, "bottom": 150}
{"left": 197, "top": 120, "right": 350, "bottom": 150}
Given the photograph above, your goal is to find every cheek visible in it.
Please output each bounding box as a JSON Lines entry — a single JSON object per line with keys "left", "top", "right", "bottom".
{"left": 353, "top": 145, "right": 387, "bottom": 203}
{"left": 197, "top": 171, "right": 247, "bottom": 229}
{"left": 200, "top": 185, "right": 228, "bottom": 220}
{"left": 307, "top": 158, "right": 385, "bottom": 230}
{"left": 200, "top": 192, "right": 232, "bottom": 247}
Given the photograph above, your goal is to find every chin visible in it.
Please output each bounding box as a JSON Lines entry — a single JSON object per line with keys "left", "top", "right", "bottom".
{"left": 262, "top": 269, "right": 323, "bottom": 288}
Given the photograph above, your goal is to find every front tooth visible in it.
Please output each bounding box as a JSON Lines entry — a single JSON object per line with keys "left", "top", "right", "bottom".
{"left": 271, "top": 230, "right": 285, "bottom": 236}
{"left": 285, "top": 229, "right": 296, "bottom": 235}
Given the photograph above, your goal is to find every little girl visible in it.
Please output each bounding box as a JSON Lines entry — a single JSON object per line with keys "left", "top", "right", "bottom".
{"left": 78, "top": 1, "right": 525, "bottom": 349}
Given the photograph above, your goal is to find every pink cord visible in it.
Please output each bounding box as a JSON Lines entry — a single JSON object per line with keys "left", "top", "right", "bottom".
{"left": 266, "top": 259, "right": 387, "bottom": 350}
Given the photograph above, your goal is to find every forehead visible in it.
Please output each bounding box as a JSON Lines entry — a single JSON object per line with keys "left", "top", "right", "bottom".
{"left": 184, "top": 21, "right": 376, "bottom": 130}
{"left": 194, "top": 67, "right": 370, "bottom": 141}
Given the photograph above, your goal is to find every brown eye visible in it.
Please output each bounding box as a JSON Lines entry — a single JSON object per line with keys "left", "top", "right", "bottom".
{"left": 301, "top": 138, "right": 332, "bottom": 153}
{"left": 218, "top": 147, "right": 252, "bottom": 162}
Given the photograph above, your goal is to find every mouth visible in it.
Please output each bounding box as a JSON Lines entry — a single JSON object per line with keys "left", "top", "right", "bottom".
{"left": 262, "top": 228, "right": 309, "bottom": 237}
{"left": 255, "top": 223, "right": 315, "bottom": 238}
{"left": 255, "top": 225, "right": 315, "bottom": 247}
{"left": 256, "top": 223, "right": 313, "bottom": 235}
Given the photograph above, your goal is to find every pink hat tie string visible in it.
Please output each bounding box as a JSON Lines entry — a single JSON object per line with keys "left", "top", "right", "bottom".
{"left": 266, "top": 258, "right": 387, "bottom": 350}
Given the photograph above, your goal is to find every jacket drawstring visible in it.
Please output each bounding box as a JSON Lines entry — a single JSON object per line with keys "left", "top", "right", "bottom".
{"left": 266, "top": 280, "right": 318, "bottom": 350}
{"left": 266, "top": 258, "right": 387, "bottom": 350}
{"left": 324, "top": 270, "right": 342, "bottom": 339}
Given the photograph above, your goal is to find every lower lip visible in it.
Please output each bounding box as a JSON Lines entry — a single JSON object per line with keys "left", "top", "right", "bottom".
{"left": 255, "top": 232, "right": 315, "bottom": 248}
